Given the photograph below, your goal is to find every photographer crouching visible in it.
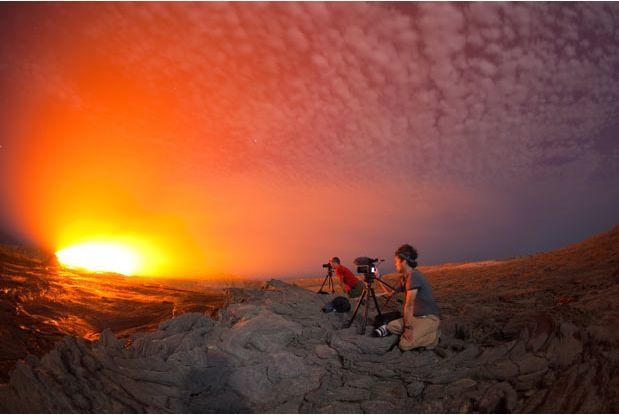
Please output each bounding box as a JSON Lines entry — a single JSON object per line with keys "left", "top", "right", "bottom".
{"left": 330, "top": 257, "right": 364, "bottom": 298}
{"left": 373, "top": 245, "right": 441, "bottom": 351}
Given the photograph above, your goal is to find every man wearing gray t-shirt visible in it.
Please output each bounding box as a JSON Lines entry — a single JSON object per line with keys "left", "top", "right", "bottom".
{"left": 374, "top": 244, "right": 441, "bottom": 350}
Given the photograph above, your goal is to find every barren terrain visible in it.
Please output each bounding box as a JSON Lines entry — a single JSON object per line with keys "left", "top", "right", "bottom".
{"left": 0, "top": 226, "right": 617, "bottom": 412}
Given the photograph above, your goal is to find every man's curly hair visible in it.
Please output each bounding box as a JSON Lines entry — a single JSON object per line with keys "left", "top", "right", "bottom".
{"left": 395, "top": 244, "right": 418, "bottom": 268}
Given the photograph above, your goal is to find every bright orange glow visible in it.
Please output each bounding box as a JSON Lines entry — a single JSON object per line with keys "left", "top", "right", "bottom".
{"left": 0, "top": 9, "right": 455, "bottom": 279}
{"left": 56, "top": 242, "right": 142, "bottom": 276}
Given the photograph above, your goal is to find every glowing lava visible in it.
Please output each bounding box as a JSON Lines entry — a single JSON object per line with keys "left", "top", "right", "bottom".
{"left": 56, "top": 242, "right": 142, "bottom": 276}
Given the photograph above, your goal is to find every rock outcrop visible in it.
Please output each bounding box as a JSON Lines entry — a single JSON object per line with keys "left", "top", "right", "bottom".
{"left": 0, "top": 279, "right": 616, "bottom": 413}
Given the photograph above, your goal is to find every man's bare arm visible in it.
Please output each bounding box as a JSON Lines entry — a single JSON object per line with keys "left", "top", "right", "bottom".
{"left": 379, "top": 272, "right": 404, "bottom": 297}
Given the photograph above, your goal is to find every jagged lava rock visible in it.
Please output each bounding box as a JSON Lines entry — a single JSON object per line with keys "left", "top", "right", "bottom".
{"left": 0, "top": 278, "right": 616, "bottom": 413}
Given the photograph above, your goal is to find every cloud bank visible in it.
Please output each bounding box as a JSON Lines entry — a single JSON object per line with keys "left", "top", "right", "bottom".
{"left": 0, "top": 3, "right": 617, "bottom": 276}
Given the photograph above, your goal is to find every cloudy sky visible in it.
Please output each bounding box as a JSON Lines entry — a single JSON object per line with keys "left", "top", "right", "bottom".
{"left": 0, "top": 2, "right": 617, "bottom": 278}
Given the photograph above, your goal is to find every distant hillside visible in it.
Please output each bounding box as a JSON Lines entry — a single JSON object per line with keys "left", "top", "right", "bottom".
{"left": 422, "top": 224, "right": 619, "bottom": 275}
{"left": 417, "top": 225, "right": 619, "bottom": 320}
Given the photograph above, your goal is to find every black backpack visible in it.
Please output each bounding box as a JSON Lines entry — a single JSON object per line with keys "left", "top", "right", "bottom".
{"left": 321, "top": 296, "right": 351, "bottom": 313}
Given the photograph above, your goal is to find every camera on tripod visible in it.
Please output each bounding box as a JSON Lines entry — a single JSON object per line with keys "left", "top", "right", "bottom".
{"left": 347, "top": 256, "right": 395, "bottom": 334}
{"left": 317, "top": 261, "right": 335, "bottom": 294}
{"left": 354, "top": 257, "right": 380, "bottom": 282}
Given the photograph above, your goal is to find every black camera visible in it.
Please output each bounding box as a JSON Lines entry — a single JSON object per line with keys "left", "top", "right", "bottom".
{"left": 356, "top": 264, "right": 376, "bottom": 274}
{"left": 322, "top": 263, "right": 332, "bottom": 269}
{"left": 354, "top": 257, "right": 380, "bottom": 281}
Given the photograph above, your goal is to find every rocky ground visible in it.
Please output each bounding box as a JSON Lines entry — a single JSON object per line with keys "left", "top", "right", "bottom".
{"left": 0, "top": 245, "right": 225, "bottom": 383}
{"left": 0, "top": 226, "right": 617, "bottom": 413}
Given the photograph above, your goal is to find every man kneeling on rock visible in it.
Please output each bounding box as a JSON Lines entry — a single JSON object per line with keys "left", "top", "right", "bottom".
{"left": 373, "top": 244, "right": 441, "bottom": 351}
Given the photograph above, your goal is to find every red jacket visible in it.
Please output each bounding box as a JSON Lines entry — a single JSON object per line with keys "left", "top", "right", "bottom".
{"left": 335, "top": 264, "right": 360, "bottom": 291}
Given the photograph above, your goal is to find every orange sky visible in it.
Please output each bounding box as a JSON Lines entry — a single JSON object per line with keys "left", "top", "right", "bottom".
{"left": 1, "top": 3, "right": 617, "bottom": 278}
{"left": 2, "top": 89, "right": 468, "bottom": 277}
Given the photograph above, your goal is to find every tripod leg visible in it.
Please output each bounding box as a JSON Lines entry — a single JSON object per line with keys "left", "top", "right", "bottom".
{"left": 370, "top": 288, "right": 383, "bottom": 320}
{"left": 361, "top": 287, "right": 371, "bottom": 335}
{"left": 347, "top": 288, "right": 367, "bottom": 328}
{"left": 317, "top": 274, "right": 328, "bottom": 294}
{"left": 329, "top": 276, "right": 335, "bottom": 294}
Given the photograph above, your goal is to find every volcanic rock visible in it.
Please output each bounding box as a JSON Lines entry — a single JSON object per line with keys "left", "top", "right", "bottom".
{"left": 2, "top": 227, "right": 619, "bottom": 413}
{"left": 0, "top": 273, "right": 617, "bottom": 413}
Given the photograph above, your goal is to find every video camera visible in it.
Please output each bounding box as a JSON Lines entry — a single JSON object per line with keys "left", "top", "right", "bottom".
{"left": 322, "top": 263, "right": 332, "bottom": 269}
{"left": 354, "top": 257, "right": 381, "bottom": 282}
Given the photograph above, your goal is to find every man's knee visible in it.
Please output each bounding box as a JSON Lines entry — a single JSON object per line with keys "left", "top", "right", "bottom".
{"left": 399, "top": 337, "right": 415, "bottom": 351}
{"left": 398, "top": 319, "right": 440, "bottom": 351}
{"left": 387, "top": 318, "right": 404, "bottom": 335}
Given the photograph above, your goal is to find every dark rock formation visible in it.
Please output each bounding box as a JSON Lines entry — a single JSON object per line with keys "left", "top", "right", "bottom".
{"left": 0, "top": 279, "right": 616, "bottom": 413}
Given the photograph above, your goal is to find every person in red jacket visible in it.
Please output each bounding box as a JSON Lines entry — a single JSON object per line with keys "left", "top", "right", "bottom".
{"left": 329, "top": 257, "right": 364, "bottom": 298}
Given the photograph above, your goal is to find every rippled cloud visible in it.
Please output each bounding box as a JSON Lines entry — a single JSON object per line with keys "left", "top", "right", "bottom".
{"left": 0, "top": 3, "right": 617, "bottom": 272}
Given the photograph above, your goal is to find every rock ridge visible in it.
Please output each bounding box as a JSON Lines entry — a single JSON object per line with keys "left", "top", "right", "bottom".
{"left": 0, "top": 279, "right": 615, "bottom": 413}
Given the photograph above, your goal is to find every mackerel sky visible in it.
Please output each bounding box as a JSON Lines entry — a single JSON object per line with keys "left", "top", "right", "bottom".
{"left": 0, "top": 3, "right": 617, "bottom": 277}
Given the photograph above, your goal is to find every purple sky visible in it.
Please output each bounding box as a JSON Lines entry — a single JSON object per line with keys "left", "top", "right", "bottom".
{"left": 0, "top": 3, "right": 617, "bottom": 277}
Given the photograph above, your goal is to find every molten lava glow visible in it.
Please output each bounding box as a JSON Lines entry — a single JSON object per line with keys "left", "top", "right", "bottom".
{"left": 56, "top": 242, "right": 142, "bottom": 276}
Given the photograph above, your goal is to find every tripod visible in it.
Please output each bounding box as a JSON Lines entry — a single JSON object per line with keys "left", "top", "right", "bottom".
{"left": 346, "top": 275, "right": 396, "bottom": 334}
{"left": 317, "top": 267, "right": 335, "bottom": 294}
